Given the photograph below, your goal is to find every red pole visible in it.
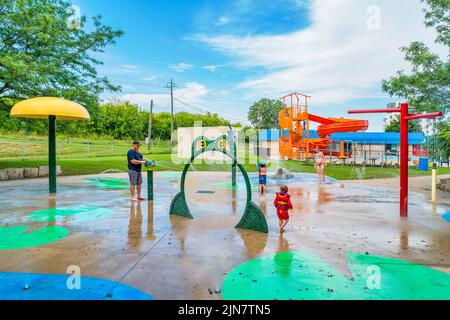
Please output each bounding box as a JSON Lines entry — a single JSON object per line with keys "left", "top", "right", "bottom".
{"left": 400, "top": 102, "right": 409, "bottom": 217}
{"left": 348, "top": 105, "right": 442, "bottom": 218}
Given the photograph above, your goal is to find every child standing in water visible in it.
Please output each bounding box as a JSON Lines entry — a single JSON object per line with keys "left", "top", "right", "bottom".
{"left": 314, "top": 147, "right": 326, "bottom": 184}
{"left": 274, "top": 185, "right": 293, "bottom": 233}
{"left": 258, "top": 161, "right": 267, "bottom": 195}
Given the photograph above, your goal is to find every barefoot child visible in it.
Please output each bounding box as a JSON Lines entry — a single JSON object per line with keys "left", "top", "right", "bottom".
{"left": 258, "top": 161, "right": 267, "bottom": 195}
{"left": 314, "top": 147, "right": 326, "bottom": 184}
{"left": 274, "top": 185, "right": 293, "bottom": 233}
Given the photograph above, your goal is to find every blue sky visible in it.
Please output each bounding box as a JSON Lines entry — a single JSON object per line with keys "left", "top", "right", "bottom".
{"left": 71, "top": 0, "right": 444, "bottom": 130}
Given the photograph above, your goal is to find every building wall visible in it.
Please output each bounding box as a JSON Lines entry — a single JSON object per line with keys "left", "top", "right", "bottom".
{"left": 351, "top": 143, "right": 416, "bottom": 165}
{"left": 384, "top": 102, "right": 399, "bottom": 128}
{"left": 383, "top": 102, "right": 435, "bottom": 136}
{"left": 259, "top": 139, "right": 420, "bottom": 165}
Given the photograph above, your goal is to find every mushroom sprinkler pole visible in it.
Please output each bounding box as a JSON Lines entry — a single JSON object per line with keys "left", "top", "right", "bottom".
{"left": 349, "top": 103, "right": 442, "bottom": 217}
{"left": 48, "top": 115, "right": 57, "bottom": 193}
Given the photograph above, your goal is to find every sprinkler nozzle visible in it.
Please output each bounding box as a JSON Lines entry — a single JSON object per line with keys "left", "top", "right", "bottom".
{"left": 145, "top": 160, "right": 156, "bottom": 167}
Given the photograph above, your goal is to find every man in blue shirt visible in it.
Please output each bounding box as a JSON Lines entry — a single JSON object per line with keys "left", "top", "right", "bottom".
{"left": 127, "top": 141, "right": 147, "bottom": 201}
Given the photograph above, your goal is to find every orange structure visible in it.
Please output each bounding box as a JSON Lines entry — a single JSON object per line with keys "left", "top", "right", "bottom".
{"left": 279, "top": 93, "right": 369, "bottom": 160}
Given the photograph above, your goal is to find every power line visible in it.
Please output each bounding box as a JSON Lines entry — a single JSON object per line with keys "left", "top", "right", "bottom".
{"left": 175, "top": 98, "right": 246, "bottom": 124}
{"left": 182, "top": 98, "right": 247, "bottom": 122}
{"left": 177, "top": 87, "right": 253, "bottom": 105}
{"left": 107, "top": 76, "right": 169, "bottom": 88}
{"left": 174, "top": 98, "right": 209, "bottom": 115}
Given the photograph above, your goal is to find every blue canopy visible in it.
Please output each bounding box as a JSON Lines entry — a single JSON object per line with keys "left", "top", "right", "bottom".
{"left": 259, "top": 130, "right": 426, "bottom": 145}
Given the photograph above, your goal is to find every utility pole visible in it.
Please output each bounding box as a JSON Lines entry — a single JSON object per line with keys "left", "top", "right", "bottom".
{"left": 167, "top": 79, "right": 176, "bottom": 146}
{"left": 148, "top": 100, "right": 153, "bottom": 151}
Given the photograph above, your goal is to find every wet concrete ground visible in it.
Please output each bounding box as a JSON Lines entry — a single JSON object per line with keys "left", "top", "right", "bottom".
{"left": 0, "top": 172, "right": 449, "bottom": 299}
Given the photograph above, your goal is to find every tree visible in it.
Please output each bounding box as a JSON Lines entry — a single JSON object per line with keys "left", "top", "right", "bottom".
{"left": 95, "top": 101, "right": 146, "bottom": 140}
{"left": 248, "top": 98, "right": 284, "bottom": 130}
{"left": 0, "top": 0, "right": 123, "bottom": 112}
{"left": 385, "top": 115, "right": 423, "bottom": 133}
{"left": 431, "top": 122, "right": 450, "bottom": 160}
{"left": 382, "top": 42, "right": 449, "bottom": 115}
{"left": 382, "top": 0, "right": 449, "bottom": 160}
{"left": 382, "top": 0, "right": 449, "bottom": 115}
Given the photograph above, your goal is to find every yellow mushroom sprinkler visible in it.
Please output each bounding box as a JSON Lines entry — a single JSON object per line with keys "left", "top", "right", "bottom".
{"left": 10, "top": 97, "right": 90, "bottom": 193}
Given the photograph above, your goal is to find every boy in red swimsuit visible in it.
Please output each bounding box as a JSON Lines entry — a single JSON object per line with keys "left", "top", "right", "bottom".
{"left": 274, "top": 185, "right": 293, "bottom": 233}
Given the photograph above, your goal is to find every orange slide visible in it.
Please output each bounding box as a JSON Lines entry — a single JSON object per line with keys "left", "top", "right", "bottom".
{"left": 278, "top": 92, "right": 369, "bottom": 160}
{"left": 308, "top": 114, "right": 369, "bottom": 138}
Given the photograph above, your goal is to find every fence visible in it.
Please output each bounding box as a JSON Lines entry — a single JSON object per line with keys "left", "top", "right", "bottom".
{"left": 0, "top": 137, "right": 173, "bottom": 161}
{"left": 317, "top": 144, "right": 426, "bottom": 167}
{"left": 256, "top": 144, "right": 426, "bottom": 168}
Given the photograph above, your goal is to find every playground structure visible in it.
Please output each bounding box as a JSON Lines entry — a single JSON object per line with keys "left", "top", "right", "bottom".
{"left": 348, "top": 102, "right": 443, "bottom": 217}
{"left": 169, "top": 134, "right": 268, "bottom": 234}
{"left": 10, "top": 97, "right": 90, "bottom": 193}
{"left": 279, "top": 93, "right": 369, "bottom": 161}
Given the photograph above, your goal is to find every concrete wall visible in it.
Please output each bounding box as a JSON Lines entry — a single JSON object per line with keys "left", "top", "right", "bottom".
{"left": 0, "top": 166, "right": 62, "bottom": 181}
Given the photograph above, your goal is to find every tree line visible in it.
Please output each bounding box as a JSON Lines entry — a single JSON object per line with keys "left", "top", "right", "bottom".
{"left": 0, "top": 100, "right": 234, "bottom": 140}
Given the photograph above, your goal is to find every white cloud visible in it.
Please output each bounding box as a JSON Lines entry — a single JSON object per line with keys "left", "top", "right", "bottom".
{"left": 118, "top": 82, "right": 208, "bottom": 111}
{"left": 121, "top": 64, "right": 140, "bottom": 71}
{"left": 215, "top": 16, "right": 230, "bottom": 26}
{"left": 203, "top": 65, "right": 218, "bottom": 72}
{"left": 193, "top": 0, "right": 447, "bottom": 105}
{"left": 142, "top": 76, "right": 156, "bottom": 81}
{"left": 180, "top": 82, "right": 208, "bottom": 97}
{"left": 118, "top": 93, "right": 167, "bottom": 109}
{"left": 169, "top": 63, "right": 194, "bottom": 73}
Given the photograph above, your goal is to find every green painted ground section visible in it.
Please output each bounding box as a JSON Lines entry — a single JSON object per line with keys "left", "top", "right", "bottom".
{"left": 155, "top": 172, "right": 182, "bottom": 179}
{"left": 95, "top": 183, "right": 129, "bottom": 190}
{"left": 346, "top": 251, "right": 450, "bottom": 300}
{"left": 211, "top": 181, "right": 238, "bottom": 190}
{"left": 85, "top": 178, "right": 129, "bottom": 190}
{"left": 85, "top": 178, "right": 128, "bottom": 185}
{"left": 0, "top": 226, "right": 69, "bottom": 250}
{"left": 28, "top": 207, "right": 114, "bottom": 223}
{"left": 222, "top": 251, "right": 450, "bottom": 300}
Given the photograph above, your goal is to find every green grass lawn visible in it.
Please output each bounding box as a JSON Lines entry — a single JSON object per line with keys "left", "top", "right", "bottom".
{"left": 1, "top": 135, "right": 448, "bottom": 180}
{"left": 0, "top": 135, "right": 172, "bottom": 160}
{"left": 0, "top": 153, "right": 449, "bottom": 180}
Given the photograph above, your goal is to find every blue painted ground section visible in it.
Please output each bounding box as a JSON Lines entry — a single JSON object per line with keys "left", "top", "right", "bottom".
{"left": 0, "top": 272, "right": 154, "bottom": 300}
{"left": 443, "top": 213, "right": 450, "bottom": 223}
